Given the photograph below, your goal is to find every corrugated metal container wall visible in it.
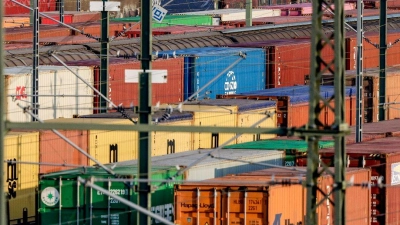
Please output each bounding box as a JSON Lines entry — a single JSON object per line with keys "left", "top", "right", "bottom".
{"left": 39, "top": 130, "right": 88, "bottom": 174}
{"left": 112, "top": 15, "right": 214, "bottom": 28}
{"left": 157, "top": 47, "right": 266, "bottom": 100}
{"left": 384, "top": 70, "right": 400, "bottom": 120}
{"left": 5, "top": 132, "right": 39, "bottom": 223}
{"left": 41, "top": 11, "right": 101, "bottom": 24}
{"left": 174, "top": 9, "right": 281, "bottom": 21}
{"left": 4, "top": 0, "right": 56, "bottom": 15}
{"left": 39, "top": 166, "right": 183, "bottom": 225}
{"left": 386, "top": 152, "right": 400, "bottom": 224}
{"left": 151, "top": 119, "right": 194, "bottom": 156}
{"left": 160, "top": 0, "right": 214, "bottom": 14}
{"left": 227, "top": 39, "right": 334, "bottom": 88}
{"left": 5, "top": 25, "right": 72, "bottom": 41}
{"left": 116, "top": 149, "right": 285, "bottom": 181}
{"left": 175, "top": 179, "right": 303, "bottom": 224}
{"left": 62, "top": 58, "right": 184, "bottom": 108}
{"left": 4, "top": 66, "right": 94, "bottom": 122}
{"left": 346, "top": 31, "right": 400, "bottom": 70}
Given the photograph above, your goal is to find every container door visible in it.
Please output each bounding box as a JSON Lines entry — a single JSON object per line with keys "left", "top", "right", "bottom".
{"left": 222, "top": 190, "right": 267, "bottom": 225}
{"left": 363, "top": 77, "right": 374, "bottom": 123}
{"left": 175, "top": 188, "right": 221, "bottom": 225}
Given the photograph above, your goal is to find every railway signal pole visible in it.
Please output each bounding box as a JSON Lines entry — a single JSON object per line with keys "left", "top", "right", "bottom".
{"left": 306, "top": 0, "right": 347, "bottom": 224}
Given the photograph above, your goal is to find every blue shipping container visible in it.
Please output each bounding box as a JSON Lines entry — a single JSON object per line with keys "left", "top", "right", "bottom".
{"left": 161, "top": 0, "right": 214, "bottom": 14}
{"left": 157, "top": 47, "right": 266, "bottom": 100}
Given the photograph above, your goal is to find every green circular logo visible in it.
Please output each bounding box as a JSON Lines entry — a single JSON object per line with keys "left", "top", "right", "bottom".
{"left": 41, "top": 187, "right": 60, "bottom": 206}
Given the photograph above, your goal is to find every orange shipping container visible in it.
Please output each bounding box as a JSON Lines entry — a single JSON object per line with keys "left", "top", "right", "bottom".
{"left": 174, "top": 177, "right": 305, "bottom": 225}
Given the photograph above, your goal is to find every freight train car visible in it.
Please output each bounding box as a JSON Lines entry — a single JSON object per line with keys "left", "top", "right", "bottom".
{"left": 38, "top": 148, "right": 285, "bottom": 225}
{"left": 296, "top": 137, "right": 400, "bottom": 225}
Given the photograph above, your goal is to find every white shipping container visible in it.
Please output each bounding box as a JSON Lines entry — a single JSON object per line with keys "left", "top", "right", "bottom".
{"left": 115, "top": 149, "right": 284, "bottom": 181}
{"left": 4, "top": 66, "right": 94, "bottom": 122}
{"left": 174, "top": 9, "right": 281, "bottom": 21}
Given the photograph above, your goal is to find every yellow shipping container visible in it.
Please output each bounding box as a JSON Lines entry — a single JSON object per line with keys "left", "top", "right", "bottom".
{"left": 4, "top": 131, "right": 39, "bottom": 222}
{"left": 151, "top": 119, "right": 194, "bottom": 156}
{"left": 174, "top": 99, "right": 277, "bottom": 149}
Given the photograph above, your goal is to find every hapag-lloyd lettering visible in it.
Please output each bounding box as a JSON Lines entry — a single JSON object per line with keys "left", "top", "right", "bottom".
{"left": 181, "top": 202, "right": 214, "bottom": 209}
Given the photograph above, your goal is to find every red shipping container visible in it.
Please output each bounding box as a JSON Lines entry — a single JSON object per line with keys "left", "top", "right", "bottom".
{"left": 4, "top": 0, "right": 56, "bottom": 15}
{"left": 227, "top": 39, "right": 335, "bottom": 88}
{"left": 41, "top": 14, "right": 74, "bottom": 25}
{"left": 41, "top": 11, "right": 101, "bottom": 24}
{"left": 61, "top": 58, "right": 184, "bottom": 111}
{"left": 346, "top": 30, "right": 400, "bottom": 70}
{"left": 297, "top": 137, "right": 400, "bottom": 225}
{"left": 39, "top": 130, "right": 88, "bottom": 174}
{"left": 5, "top": 25, "right": 72, "bottom": 41}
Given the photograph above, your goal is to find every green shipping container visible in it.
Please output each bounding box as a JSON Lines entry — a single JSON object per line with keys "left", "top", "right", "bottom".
{"left": 38, "top": 166, "right": 183, "bottom": 225}
{"left": 111, "top": 15, "right": 213, "bottom": 28}
{"left": 224, "top": 139, "right": 334, "bottom": 167}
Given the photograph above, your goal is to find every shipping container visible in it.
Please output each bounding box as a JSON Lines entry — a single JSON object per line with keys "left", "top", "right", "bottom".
{"left": 4, "top": 25, "right": 72, "bottom": 41}
{"left": 296, "top": 137, "right": 400, "bottom": 225}
{"left": 39, "top": 129, "right": 88, "bottom": 174}
{"left": 40, "top": 11, "right": 101, "bottom": 24}
{"left": 4, "top": 0, "right": 56, "bottom": 15}
{"left": 116, "top": 148, "right": 285, "bottom": 181}
{"left": 221, "top": 16, "right": 317, "bottom": 27}
{"left": 111, "top": 15, "right": 214, "bottom": 28}
{"left": 229, "top": 167, "right": 371, "bottom": 225}
{"left": 226, "top": 39, "right": 335, "bottom": 88}
{"left": 174, "top": 177, "right": 304, "bottom": 225}
{"left": 224, "top": 139, "right": 334, "bottom": 166}
{"left": 2, "top": 16, "right": 30, "bottom": 28}
{"left": 59, "top": 57, "right": 184, "bottom": 109}
{"left": 167, "top": 98, "right": 277, "bottom": 148}
{"left": 119, "top": 25, "right": 235, "bottom": 37}
{"left": 217, "top": 85, "right": 356, "bottom": 127}
{"left": 38, "top": 165, "right": 184, "bottom": 225}
{"left": 311, "top": 67, "right": 400, "bottom": 122}
{"left": 4, "top": 131, "right": 40, "bottom": 225}
{"left": 258, "top": 2, "right": 355, "bottom": 15}
{"left": 157, "top": 47, "right": 266, "bottom": 100}
{"left": 77, "top": 109, "right": 194, "bottom": 163}
{"left": 174, "top": 8, "right": 281, "bottom": 21}
{"left": 4, "top": 66, "right": 94, "bottom": 122}
{"left": 346, "top": 30, "right": 400, "bottom": 70}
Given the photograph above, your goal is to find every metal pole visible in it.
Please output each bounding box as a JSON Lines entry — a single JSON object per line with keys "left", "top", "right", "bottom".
{"left": 214, "top": 0, "right": 218, "bottom": 9}
{"left": 59, "top": 0, "right": 64, "bottom": 23}
{"left": 77, "top": 0, "right": 81, "bottom": 11}
{"left": 246, "top": 0, "right": 252, "bottom": 27}
{"left": 0, "top": 1, "right": 7, "bottom": 224}
{"left": 100, "top": 1, "right": 109, "bottom": 113}
{"left": 139, "top": 0, "right": 152, "bottom": 224}
{"left": 356, "top": 0, "right": 363, "bottom": 142}
{"left": 379, "top": 0, "right": 387, "bottom": 121}
{"left": 32, "top": 0, "right": 39, "bottom": 121}
{"left": 333, "top": 0, "right": 346, "bottom": 222}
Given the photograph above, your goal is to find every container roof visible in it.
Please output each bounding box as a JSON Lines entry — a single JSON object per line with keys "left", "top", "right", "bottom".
{"left": 3, "top": 65, "right": 90, "bottom": 75}
{"left": 41, "top": 165, "right": 178, "bottom": 179}
{"left": 114, "top": 149, "right": 282, "bottom": 167}
{"left": 224, "top": 139, "right": 334, "bottom": 152}
{"left": 185, "top": 99, "right": 276, "bottom": 111}
{"left": 157, "top": 46, "right": 263, "bottom": 57}
{"left": 79, "top": 109, "right": 193, "bottom": 123}
{"left": 238, "top": 85, "right": 355, "bottom": 103}
{"left": 111, "top": 14, "right": 212, "bottom": 22}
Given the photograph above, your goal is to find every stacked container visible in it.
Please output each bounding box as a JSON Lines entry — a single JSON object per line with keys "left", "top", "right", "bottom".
{"left": 218, "top": 85, "right": 356, "bottom": 127}
{"left": 157, "top": 47, "right": 266, "bottom": 100}
{"left": 4, "top": 131, "right": 40, "bottom": 224}
{"left": 296, "top": 136, "right": 400, "bottom": 225}
{"left": 4, "top": 66, "right": 94, "bottom": 122}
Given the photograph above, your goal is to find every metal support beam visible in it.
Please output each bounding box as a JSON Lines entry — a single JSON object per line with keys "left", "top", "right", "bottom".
{"left": 356, "top": 0, "right": 363, "bottom": 142}
{"left": 246, "top": 0, "right": 252, "bottom": 27}
{"left": 379, "top": 0, "right": 387, "bottom": 121}
{"left": 77, "top": 0, "right": 81, "bottom": 11}
{"left": 0, "top": 1, "right": 7, "bottom": 224}
{"left": 32, "top": 0, "right": 39, "bottom": 121}
{"left": 100, "top": 1, "right": 109, "bottom": 113}
{"left": 59, "top": 0, "right": 64, "bottom": 23}
{"left": 306, "top": 0, "right": 347, "bottom": 224}
{"left": 139, "top": 0, "right": 152, "bottom": 224}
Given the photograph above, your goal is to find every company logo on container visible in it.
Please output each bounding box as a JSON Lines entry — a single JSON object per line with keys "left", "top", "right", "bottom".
{"left": 391, "top": 163, "right": 400, "bottom": 185}
{"left": 41, "top": 187, "right": 60, "bottom": 207}
{"left": 224, "top": 71, "right": 237, "bottom": 94}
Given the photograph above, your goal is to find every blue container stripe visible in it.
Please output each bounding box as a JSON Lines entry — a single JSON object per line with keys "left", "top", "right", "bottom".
{"left": 161, "top": 0, "right": 214, "bottom": 14}
{"left": 239, "top": 86, "right": 356, "bottom": 104}
{"left": 159, "top": 47, "right": 266, "bottom": 100}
